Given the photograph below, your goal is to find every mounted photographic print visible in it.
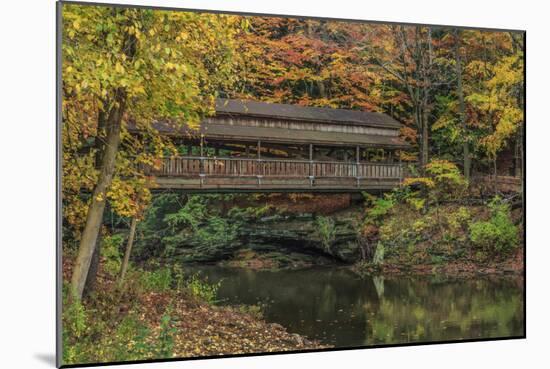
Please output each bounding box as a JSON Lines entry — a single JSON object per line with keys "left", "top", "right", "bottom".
{"left": 57, "top": 1, "right": 525, "bottom": 367}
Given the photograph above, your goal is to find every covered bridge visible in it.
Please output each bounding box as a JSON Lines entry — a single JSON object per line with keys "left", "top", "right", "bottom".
{"left": 132, "top": 98, "right": 409, "bottom": 191}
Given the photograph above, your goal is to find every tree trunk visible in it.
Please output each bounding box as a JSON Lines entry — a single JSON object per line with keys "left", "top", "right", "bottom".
{"left": 82, "top": 108, "right": 108, "bottom": 296}
{"left": 413, "top": 106, "right": 423, "bottom": 167}
{"left": 83, "top": 233, "right": 101, "bottom": 298}
{"left": 420, "top": 27, "right": 433, "bottom": 169}
{"left": 454, "top": 29, "right": 471, "bottom": 180}
{"left": 421, "top": 105, "right": 429, "bottom": 167}
{"left": 70, "top": 92, "right": 126, "bottom": 300}
{"left": 119, "top": 217, "right": 137, "bottom": 285}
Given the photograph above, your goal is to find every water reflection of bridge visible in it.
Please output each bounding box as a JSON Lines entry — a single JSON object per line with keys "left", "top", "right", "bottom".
{"left": 132, "top": 99, "right": 409, "bottom": 192}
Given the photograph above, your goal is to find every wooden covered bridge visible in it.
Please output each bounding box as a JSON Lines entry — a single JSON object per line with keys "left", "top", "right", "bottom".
{"left": 131, "top": 99, "right": 409, "bottom": 192}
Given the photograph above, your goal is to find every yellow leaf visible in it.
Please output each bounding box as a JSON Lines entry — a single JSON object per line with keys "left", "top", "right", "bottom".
{"left": 115, "top": 62, "right": 124, "bottom": 74}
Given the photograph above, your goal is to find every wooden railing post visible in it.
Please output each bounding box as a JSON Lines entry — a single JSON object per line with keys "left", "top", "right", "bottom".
{"left": 257, "top": 140, "right": 262, "bottom": 187}
{"left": 199, "top": 135, "right": 205, "bottom": 187}
{"left": 399, "top": 151, "right": 404, "bottom": 186}
{"left": 309, "top": 144, "right": 314, "bottom": 187}
{"left": 355, "top": 146, "right": 360, "bottom": 187}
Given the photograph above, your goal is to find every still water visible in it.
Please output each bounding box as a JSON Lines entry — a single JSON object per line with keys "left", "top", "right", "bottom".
{"left": 187, "top": 265, "right": 524, "bottom": 347}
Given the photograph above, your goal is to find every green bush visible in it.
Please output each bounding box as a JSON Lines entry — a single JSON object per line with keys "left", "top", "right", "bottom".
{"left": 62, "top": 286, "right": 88, "bottom": 364}
{"left": 156, "top": 310, "right": 176, "bottom": 358}
{"left": 315, "top": 216, "right": 336, "bottom": 252}
{"left": 161, "top": 195, "right": 240, "bottom": 261}
{"left": 185, "top": 274, "right": 221, "bottom": 304}
{"left": 101, "top": 234, "right": 124, "bottom": 277}
{"left": 109, "top": 314, "right": 151, "bottom": 361}
{"left": 403, "top": 160, "right": 467, "bottom": 203}
{"left": 448, "top": 207, "right": 471, "bottom": 232}
{"left": 469, "top": 197, "right": 518, "bottom": 255}
{"left": 365, "top": 195, "right": 395, "bottom": 224}
{"left": 138, "top": 267, "right": 173, "bottom": 292}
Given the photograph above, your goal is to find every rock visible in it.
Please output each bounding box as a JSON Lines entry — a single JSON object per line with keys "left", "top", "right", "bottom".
{"left": 291, "top": 333, "right": 305, "bottom": 345}
{"left": 271, "top": 323, "right": 285, "bottom": 331}
{"left": 239, "top": 211, "right": 362, "bottom": 263}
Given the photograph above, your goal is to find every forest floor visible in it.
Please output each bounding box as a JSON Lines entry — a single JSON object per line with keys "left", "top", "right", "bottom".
{"left": 62, "top": 256, "right": 327, "bottom": 365}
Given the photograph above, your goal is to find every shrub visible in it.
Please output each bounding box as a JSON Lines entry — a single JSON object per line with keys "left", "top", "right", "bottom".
{"left": 62, "top": 288, "right": 88, "bottom": 364}
{"left": 412, "top": 219, "right": 430, "bottom": 234}
{"left": 156, "top": 310, "right": 176, "bottom": 358}
{"left": 161, "top": 195, "right": 239, "bottom": 261}
{"left": 406, "top": 196, "right": 426, "bottom": 212}
{"left": 448, "top": 207, "right": 471, "bottom": 232}
{"left": 469, "top": 197, "right": 518, "bottom": 255}
{"left": 109, "top": 314, "right": 151, "bottom": 361}
{"left": 365, "top": 194, "right": 395, "bottom": 224}
{"left": 185, "top": 274, "right": 221, "bottom": 304}
{"left": 101, "top": 234, "right": 124, "bottom": 277}
{"left": 315, "top": 216, "right": 336, "bottom": 252}
{"left": 138, "top": 267, "right": 173, "bottom": 292}
{"left": 403, "top": 160, "right": 468, "bottom": 203}
{"left": 446, "top": 206, "right": 471, "bottom": 242}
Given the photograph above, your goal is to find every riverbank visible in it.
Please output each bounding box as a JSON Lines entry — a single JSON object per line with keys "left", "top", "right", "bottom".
{"left": 209, "top": 197, "right": 524, "bottom": 277}
{"left": 61, "top": 257, "right": 327, "bottom": 365}
{"left": 350, "top": 195, "right": 524, "bottom": 278}
{"left": 169, "top": 263, "right": 525, "bottom": 347}
{"left": 218, "top": 248, "right": 338, "bottom": 270}
{"left": 351, "top": 247, "right": 524, "bottom": 277}
{"left": 216, "top": 244, "right": 523, "bottom": 278}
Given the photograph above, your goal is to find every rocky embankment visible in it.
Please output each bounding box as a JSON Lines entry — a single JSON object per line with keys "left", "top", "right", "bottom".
{"left": 238, "top": 210, "right": 361, "bottom": 263}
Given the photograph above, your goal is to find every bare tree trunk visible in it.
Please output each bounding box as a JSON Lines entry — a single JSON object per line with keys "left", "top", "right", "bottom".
{"left": 70, "top": 92, "right": 126, "bottom": 300}
{"left": 119, "top": 217, "right": 137, "bottom": 284}
{"left": 422, "top": 28, "right": 432, "bottom": 169}
{"left": 454, "top": 29, "right": 471, "bottom": 180}
{"left": 421, "top": 106, "right": 429, "bottom": 167}
{"left": 83, "top": 108, "right": 108, "bottom": 296}
{"left": 83, "top": 233, "right": 101, "bottom": 298}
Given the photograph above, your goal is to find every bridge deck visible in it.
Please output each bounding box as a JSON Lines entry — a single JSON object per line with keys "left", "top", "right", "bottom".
{"left": 145, "top": 156, "right": 403, "bottom": 191}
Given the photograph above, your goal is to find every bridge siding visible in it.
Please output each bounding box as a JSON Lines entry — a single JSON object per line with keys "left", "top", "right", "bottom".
{"left": 144, "top": 156, "right": 403, "bottom": 191}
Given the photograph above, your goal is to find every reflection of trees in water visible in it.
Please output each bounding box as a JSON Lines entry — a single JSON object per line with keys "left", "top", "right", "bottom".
{"left": 186, "top": 265, "right": 523, "bottom": 347}
{"left": 372, "top": 276, "right": 385, "bottom": 298}
{"left": 363, "top": 277, "right": 524, "bottom": 345}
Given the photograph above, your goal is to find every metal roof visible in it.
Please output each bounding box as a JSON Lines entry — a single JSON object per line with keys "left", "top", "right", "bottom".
{"left": 131, "top": 121, "right": 409, "bottom": 148}
{"left": 126, "top": 99, "right": 408, "bottom": 148}
{"left": 215, "top": 98, "right": 402, "bottom": 129}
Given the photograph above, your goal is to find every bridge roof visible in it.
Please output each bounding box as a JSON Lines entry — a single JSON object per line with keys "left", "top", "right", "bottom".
{"left": 133, "top": 121, "right": 409, "bottom": 148}
{"left": 127, "top": 99, "right": 409, "bottom": 148}
{"left": 215, "top": 99, "right": 402, "bottom": 129}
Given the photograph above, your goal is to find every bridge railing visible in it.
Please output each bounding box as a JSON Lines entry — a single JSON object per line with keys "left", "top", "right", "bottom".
{"left": 142, "top": 156, "right": 403, "bottom": 181}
